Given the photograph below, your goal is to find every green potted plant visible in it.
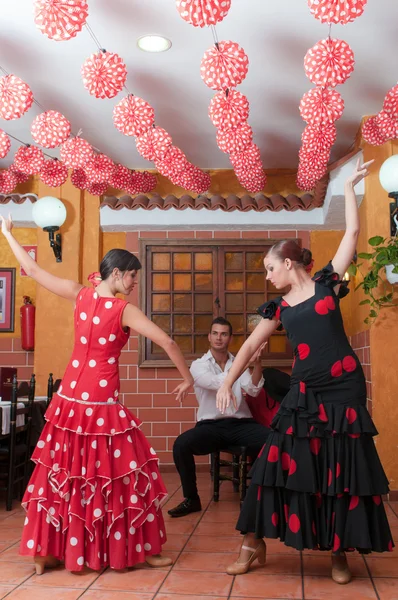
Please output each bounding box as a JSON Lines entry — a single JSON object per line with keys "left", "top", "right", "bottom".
{"left": 348, "top": 235, "right": 398, "bottom": 324}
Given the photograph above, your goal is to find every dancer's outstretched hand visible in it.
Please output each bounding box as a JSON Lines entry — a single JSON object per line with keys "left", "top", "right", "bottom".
{"left": 216, "top": 383, "right": 237, "bottom": 414}
{"left": 172, "top": 379, "right": 193, "bottom": 405}
{"left": 346, "top": 158, "right": 374, "bottom": 187}
{"left": 0, "top": 213, "right": 13, "bottom": 235}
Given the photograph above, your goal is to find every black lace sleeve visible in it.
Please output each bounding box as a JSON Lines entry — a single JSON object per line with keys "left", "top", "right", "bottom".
{"left": 313, "top": 261, "right": 349, "bottom": 298}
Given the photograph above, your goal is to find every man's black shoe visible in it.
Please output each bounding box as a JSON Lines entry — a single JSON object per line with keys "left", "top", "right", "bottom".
{"left": 167, "top": 497, "right": 202, "bottom": 518}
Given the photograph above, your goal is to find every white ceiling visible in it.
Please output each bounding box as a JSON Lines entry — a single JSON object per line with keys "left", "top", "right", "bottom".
{"left": 0, "top": 0, "right": 396, "bottom": 173}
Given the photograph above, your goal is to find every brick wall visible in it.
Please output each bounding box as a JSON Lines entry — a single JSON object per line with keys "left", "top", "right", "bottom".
{"left": 118, "top": 228, "right": 310, "bottom": 466}
{"left": 0, "top": 337, "right": 35, "bottom": 388}
{"left": 350, "top": 330, "right": 372, "bottom": 415}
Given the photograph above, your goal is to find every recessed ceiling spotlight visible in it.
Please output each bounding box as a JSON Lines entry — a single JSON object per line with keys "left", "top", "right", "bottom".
{"left": 137, "top": 35, "right": 172, "bottom": 53}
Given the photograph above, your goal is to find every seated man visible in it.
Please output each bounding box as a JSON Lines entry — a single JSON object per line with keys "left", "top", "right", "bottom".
{"left": 168, "top": 317, "right": 270, "bottom": 518}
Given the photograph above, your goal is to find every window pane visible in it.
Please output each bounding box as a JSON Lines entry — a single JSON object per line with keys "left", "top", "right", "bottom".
{"left": 247, "top": 313, "right": 262, "bottom": 333}
{"left": 247, "top": 293, "right": 265, "bottom": 311}
{"left": 226, "top": 314, "right": 244, "bottom": 334}
{"left": 152, "top": 342, "right": 165, "bottom": 354}
{"left": 173, "top": 335, "right": 192, "bottom": 353}
{"left": 195, "top": 253, "right": 212, "bottom": 271}
{"left": 173, "top": 293, "right": 191, "bottom": 311}
{"left": 153, "top": 273, "right": 170, "bottom": 291}
{"left": 225, "top": 273, "right": 243, "bottom": 291}
{"left": 246, "top": 273, "right": 265, "bottom": 291}
{"left": 225, "top": 293, "right": 244, "bottom": 312}
{"left": 152, "top": 294, "right": 170, "bottom": 311}
{"left": 194, "top": 314, "right": 213, "bottom": 332}
{"left": 173, "top": 253, "right": 191, "bottom": 271}
{"left": 152, "top": 253, "right": 170, "bottom": 270}
{"left": 229, "top": 335, "right": 245, "bottom": 354}
{"left": 153, "top": 315, "right": 170, "bottom": 333}
{"left": 246, "top": 252, "right": 264, "bottom": 270}
{"left": 269, "top": 335, "right": 286, "bottom": 353}
{"left": 173, "top": 273, "right": 192, "bottom": 291}
{"left": 174, "top": 314, "right": 192, "bottom": 333}
{"left": 195, "top": 335, "right": 209, "bottom": 354}
{"left": 194, "top": 294, "right": 213, "bottom": 312}
{"left": 195, "top": 273, "right": 212, "bottom": 291}
{"left": 225, "top": 252, "right": 243, "bottom": 270}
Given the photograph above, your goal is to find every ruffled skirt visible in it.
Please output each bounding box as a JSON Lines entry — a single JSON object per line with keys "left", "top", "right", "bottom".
{"left": 237, "top": 382, "right": 394, "bottom": 554}
{"left": 20, "top": 394, "right": 168, "bottom": 571}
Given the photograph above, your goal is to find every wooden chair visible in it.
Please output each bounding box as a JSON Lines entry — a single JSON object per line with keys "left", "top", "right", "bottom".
{"left": 0, "top": 373, "right": 35, "bottom": 510}
{"left": 47, "top": 374, "right": 61, "bottom": 408}
{"left": 212, "top": 445, "right": 254, "bottom": 505}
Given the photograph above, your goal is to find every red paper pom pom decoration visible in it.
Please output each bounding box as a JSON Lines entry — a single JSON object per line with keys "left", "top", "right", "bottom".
{"left": 200, "top": 41, "right": 249, "bottom": 91}
{"left": 14, "top": 146, "right": 45, "bottom": 175}
{"left": 0, "top": 75, "right": 33, "bottom": 121}
{"left": 362, "top": 116, "right": 388, "bottom": 146}
{"left": 9, "top": 165, "right": 30, "bottom": 184}
{"left": 81, "top": 51, "right": 127, "bottom": 99}
{"left": 191, "top": 170, "right": 211, "bottom": 194}
{"left": 0, "top": 130, "right": 11, "bottom": 159}
{"left": 299, "top": 147, "right": 330, "bottom": 180}
{"left": 135, "top": 126, "right": 172, "bottom": 161}
{"left": 237, "top": 169, "right": 267, "bottom": 193}
{"left": 86, "top": 180, "right": 108, "bottom": 196}
{"left": 301, "top": 123, "right": 337, "bottom": 155}
{"left": 376, "top": 110, "right": 398, "bottom": 139}
{"left": 155, "top": 146, "right": 188, "bottom": 179}
{"left": 125, "top": 171, "right": 145, "bottom": 195}
{"left": 209, "top": 89, "right": 250, "bottom": 130}
{"left": 300, "top": 87, "right": 344, "bottom": 125}
{"left": 71, "top": 168, "right": 88, "bottom": 190}
{"left": 216, "top": 123, "right": 253, "bottom": 154}
{"left": 60, "top": 137, "right": 93, "bottom": 168}
{"left": 40, "top": 159, "right": 68, "bottom": 187}
{"left": 34, "top": 0, "right": 88, "bottom": 41}
{"left": 230, "top": 143, "right": 262, "bottom": 172}
{"left": 176, "top": 0, "right": 231, "bottom": 27}
{"left": 83, "top": 154, "right": 115, "bottom": 183}
{"left": 304, "top": 38, "right": 355, "bottom": 87}
{"left": 297, "top": 167, "right": 317, "bottom": 191}
{"left": 383, "top": 84, "right": 398, "bottom": 119}
{"left": 108, "top": 164, "right": 132, "bottom": 190}
{"left": 113, "top": 95, "right": 155, "bottom": 137}
{"left": 308, "top": 0, "right": 368, "bottom": 25}
{"left": 31, "top": 110, "right": 71, "bottom": 148}
{"left": 0, "top": 170, "right": 18, "bottom": 194}
{"left": 140, "top": 171, "right": 158, "bottom": 193}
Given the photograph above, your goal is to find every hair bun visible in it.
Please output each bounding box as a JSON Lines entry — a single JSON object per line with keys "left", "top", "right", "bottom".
{"left": 301, "top": 248, "right": 313, "bottom": 267}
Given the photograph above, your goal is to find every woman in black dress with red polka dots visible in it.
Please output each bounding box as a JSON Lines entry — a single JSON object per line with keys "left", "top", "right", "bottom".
{"left": 216, "top": 159, "right": 394, "bottom": 584}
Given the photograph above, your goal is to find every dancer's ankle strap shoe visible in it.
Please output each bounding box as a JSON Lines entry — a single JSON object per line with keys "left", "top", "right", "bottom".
{"left": 331, "top": 554, "right": 352, "bottom": 585}
{"left": 167, "top": 497, "right": 202, "bottom": 518}
{"left": 145, "top": 554, "right": 173, "bottom": 568}
{"left": 226, "top": 540, "right": 267, "bottom": 575}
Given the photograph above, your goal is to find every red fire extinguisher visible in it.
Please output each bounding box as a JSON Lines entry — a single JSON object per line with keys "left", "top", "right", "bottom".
{"left": 20, "top": 296, "right": 35, "bottom": 351}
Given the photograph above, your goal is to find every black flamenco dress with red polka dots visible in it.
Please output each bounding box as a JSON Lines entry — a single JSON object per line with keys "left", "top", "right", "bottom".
{"left": 237, "top": 262, "right": 394, "bottom": 554}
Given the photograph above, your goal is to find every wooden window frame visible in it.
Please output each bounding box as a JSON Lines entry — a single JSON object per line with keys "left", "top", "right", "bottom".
{"left": 139, "top": 238, "right": 298, "bottom": 368}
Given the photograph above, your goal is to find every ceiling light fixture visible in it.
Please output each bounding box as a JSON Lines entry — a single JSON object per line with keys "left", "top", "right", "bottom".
{"left": 137, "top": 35, "right": 172, "bottom": 53}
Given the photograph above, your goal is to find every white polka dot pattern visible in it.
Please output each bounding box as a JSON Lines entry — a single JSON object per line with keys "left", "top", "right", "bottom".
{"left": 176, "top": 0, "right": 231, "bottom": 27}
{"left": 34, "top": 0, "right": 88, "bottom": 41}
{"left": 307, "top": 0, "right": 367, "bottom": 25}
{"left": 113, "top": 95, "right": 155, "bottom": 137}
{"left": 304, "top": 38, "right": 354, "bottom": 88}
{"left": 82, "top": 51, "right": 127, "bottom": 99}
{"left": 31, "top": 110, "right": 71, "bottom": 148}
{"left": 0, "top": 74, "right": 33, "bottom": 121}
{"left": 200, "top": 41, "right": 249, "bottom": 91}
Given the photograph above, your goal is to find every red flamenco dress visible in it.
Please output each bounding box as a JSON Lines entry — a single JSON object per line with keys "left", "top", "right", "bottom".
{"left": 237, "top": 263, "right": 394, "bottom": 554}
{"left": 20, "top": 287, "right": 168, "bottom": 570}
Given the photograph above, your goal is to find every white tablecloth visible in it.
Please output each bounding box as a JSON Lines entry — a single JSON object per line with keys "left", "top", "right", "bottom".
{"left": 0, "top": 397, "right": 47, "bottom": 435}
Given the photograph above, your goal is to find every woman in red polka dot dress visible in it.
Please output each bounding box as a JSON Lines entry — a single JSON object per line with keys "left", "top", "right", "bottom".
{"left": 1, "top": 215, "right": 194, "bottom": 575}
{"left": 216, "top": 159, "right": 394, "bottom": 584}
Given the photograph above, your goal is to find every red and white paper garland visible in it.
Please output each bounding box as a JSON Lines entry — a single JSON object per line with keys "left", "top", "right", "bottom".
{"left": 362, "top": 83, "right": 398, "bottom": 146}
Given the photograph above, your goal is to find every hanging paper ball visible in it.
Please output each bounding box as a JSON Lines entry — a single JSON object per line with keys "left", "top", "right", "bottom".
{"left": 190, "top": 171, "right": 211, "bottom": 194}
{"left": 81, "top": 51, "right": 127, "bottom": 99}
{"left": 86, "top": 180, "right": 108, "bottom": 196}
{"left": 362, "top": 116, "right": 388, "bottom": 146}
{"left": 297, "top": 166, "right": 317, "bottom": 191}
{"left": 140, "top": 171, "right": 158, "bottom": 193}
{"left": 0, "top": 170, "right": 17, "bottom": 194}
{"left": 237, "top": 169, "right": 267, "bottom": 193}
{"left": 135, "top": 126, "right": 172, "bottom": 161}
{"left": 383, "top": 85, "right": 398, "bottom": 119}
{"left": 200, "top": 41, "right": 249, "bottom": 91}
{"left": 60, "top": 137, "right": 93, "bottom": 168}
{"left": 209, "top": 89, "right": 250, "bottom": 130}
{"left": 0, "top": 75, "right": 33, "bottom": 121}
{"left": 301, "top": 123, "right": 337, "bottom": 156}
{"left": 113, "top": 95, "right": 155, "bottom": 137}
{"left": 375, "top": 110, "right": 398, "bottom": 139}
{"left": 216, "top": 123, "right": 253, "bottom": 154}
{"left": 14, "top": 146, "right": 45, "bottom": 175}
{"left": 298, "top": 148, "right": 330, "bottom": 180}
{"left": 176, "top": 0, "right": 231, "bottom": 27}
{"left": 155, "top": 146, "right": 189, "bottom": 179}
{"left": 307, "top": 0, "right": 368, "bottom": 25}
{"left": 125, "top": 171, "right": 145, "bottom": 195}
{"left": 108, "top": 164, "right": 132, "bottom": 190}
{"left": 9, "top": 164, "right": 30, "bottom": 184}
{"left": 71, "top": 168, "right": 88, "bottom": 190}
{"left": 0, "top": 130, "right": 11, "bottom": 159}
{"left": 304, "top": 38, "right": 355, "bottom": 88}
{"left": 31, "top": 110, "right": 71, "bottom": 148}
{"left": 300, "top": 87, "right": 344, "bottom": 125}
{"left": 230, "top": 143, "right": 262, "bottom": 173}
{"left": 83, "top": 154, "right": 115, "bottom": 183}
{"left": 40, "top": 159, "right": 68, "bottom": 187}
{"left": 34, "top": 0, "right": 89, "bottom": 41}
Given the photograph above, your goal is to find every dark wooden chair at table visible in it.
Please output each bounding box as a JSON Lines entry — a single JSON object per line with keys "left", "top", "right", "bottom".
{"left": 0, "top": 373, "right": 35, "bottom": 510}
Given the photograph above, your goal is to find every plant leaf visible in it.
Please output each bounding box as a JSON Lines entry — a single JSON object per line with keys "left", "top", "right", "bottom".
{"left": 369, "top": 236, "right": 385, "bottom": 246}
{"left": 359, "top": 299, "right": 371, "bottom": 305}
{"left": 357, "top": 252, "right": 373, "bottom": 260}
{"left": 347, "top": 264, "right": 357, "bottom": 276}
{"left": 369, "top": 310, "right": 377, "bottom": 318}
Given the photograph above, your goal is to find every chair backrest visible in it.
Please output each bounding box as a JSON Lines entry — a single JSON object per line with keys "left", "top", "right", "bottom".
{"left": 47, "top": 372, "right": 54, "bottom": 408}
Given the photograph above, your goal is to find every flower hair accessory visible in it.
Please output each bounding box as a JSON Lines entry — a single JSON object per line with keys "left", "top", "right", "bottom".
{"left": 305, "top": 259, "right": 314, "bottom": 274}
{"left": 88, "top": 272, "right": 102, "bottom": 287}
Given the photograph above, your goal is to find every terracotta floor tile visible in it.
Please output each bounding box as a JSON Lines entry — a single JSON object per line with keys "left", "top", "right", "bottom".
{"left": 195, "top": 521, "right": 242, "bottom": 537}
{"left": 247, "top": 554, "right": 301, "bottom": 575}
{"left": 304, "top": 576, "right": 377, "bottom": 599}
{"left": 164, "top": 519, "right": 197, "bottom": 536}
{"left": 25, "top": 566, "right": 101, "bottom": 589}
{"left": 81, "top": 591, "right": 154, "bottom": 599}
{"left": 365, "top": 557, "right": 398, "bottom": 577}
{"left": 185, "top": 535, "right": 242, "bottom": 553}
{"left": 0, "top": 561, "right": 34, "bottom": 584}
{"left": 0, "top": 543, "right": 33, "bottom": 563}
{"left": 159, "top": 570, "right": 233, "bottom": 596}
{"left": 201, "top": 511, "right": 241, "bottom": 523}
{"left": 0, "top": 529, "right": 21, "bottom": 543}
{"left": 386, "top": 507, "right": 398, "bottom": 522}
{"left": 374, "top": 577, "right": 398, "bottom": 600}
{"left": 231, "top": 573, "right": 302, "bottom": 598}
{"left": 91, "top": 567, "right": 167, "bottom": 592}
{"left": 0, "top": 542, "right": 13, "bottom": 554}
{"left": 303, "top": 555, "right": 369, "bottom": 578}
{"left": 155, "top": 595, "right": 227, "bottom": 600}
{"left": 174, "top": 551, "right": 237, "bottom": 572}
{"left": 164, "top": 511, "right": 202, "bottom": 523}
{"left": 207, "top": 500, "right": 241, "bottom": 513}
{"left": 162, "top": 534, "right": 190, "bottom": 552}
{"left": 265, "top": 540, "right": 301, "bottom": 555}
{"left": 0, "top": 585, "right": 17, "bottom": 598}
{"left": 5, "top": 586, "right": 83, "bottom": 599}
